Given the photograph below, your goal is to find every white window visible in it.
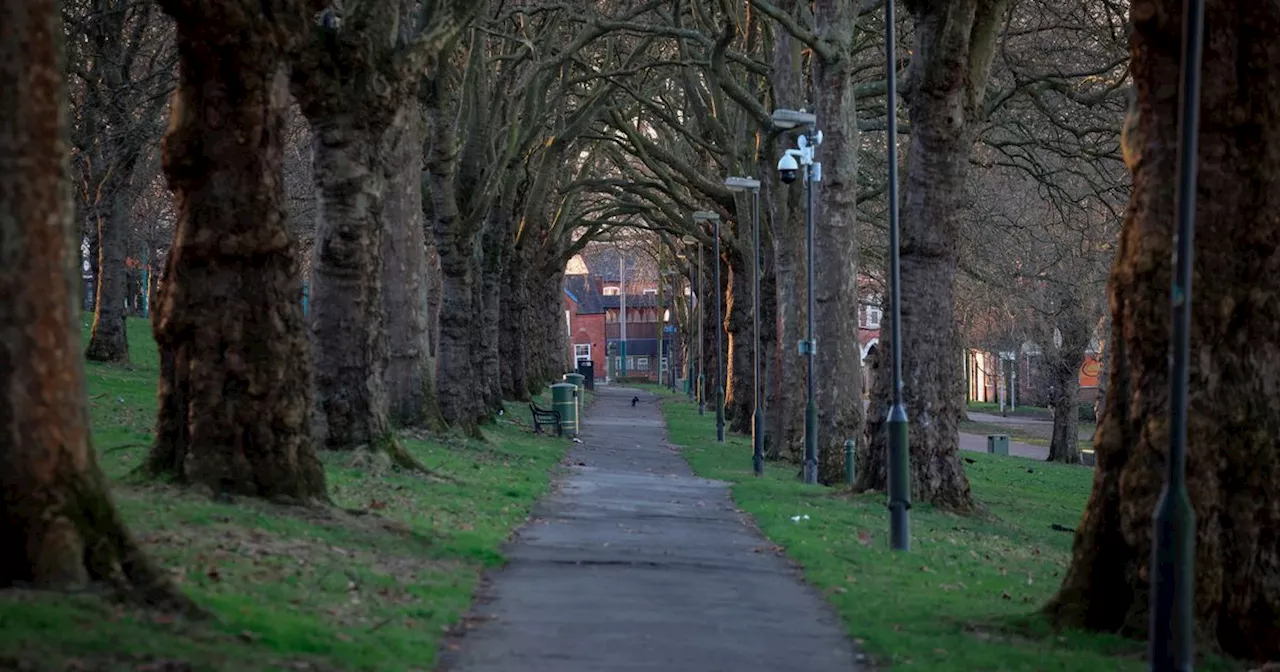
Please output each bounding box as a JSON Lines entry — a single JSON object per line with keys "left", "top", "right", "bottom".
{"left": 642, "top": 288, "right": 658, "bottom": 296}
{"left": 660, "top": 356, "right": 668, "bottom": 373}
{"left": 574, "top": 344, "right": 591, "bottom": 363}
{"left": 603, "top": 287, "right": 620, "bottom": 296}
{"left": 865, "top": 306, "right": 883, "bottom": 329}
{"left": 636, "top": 357, "right": 650, "bottom": 371}
{"left": 627, "top": 356, "right": 636, "bottom": 370}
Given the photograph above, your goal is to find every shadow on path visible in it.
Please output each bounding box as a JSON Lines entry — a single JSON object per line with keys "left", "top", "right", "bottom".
{"left": 437, "top": 386, "right": 861, "bottom": 672}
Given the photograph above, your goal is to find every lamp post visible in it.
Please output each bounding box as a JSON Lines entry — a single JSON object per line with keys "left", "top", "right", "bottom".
{"left": 681, "top": 234, "right": 703, "bottom": 414}
{"left": 694, "top": 211, "right": 724, "bottom": 443}
{"left": 1151, "top": 1, "right": 1202, "bottom": 669}
{"left": 619, "top": 253, "right": 628, "bottom": 378}
{"left": 725, "top": 176, "right": 764, "bottom": 476}
{"left": 884, "top": 0, "right": 911, "bottom": 551}
{"left": 678, "top": 249, "right": 694, "bottom": 400}
{"left": 662, "top": 268, "right": 678, "bottom": 392}
{"left": 772, "top": 108, "right": 821, "bottom": 485}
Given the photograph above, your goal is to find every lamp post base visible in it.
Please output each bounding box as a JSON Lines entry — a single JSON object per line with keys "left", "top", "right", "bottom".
{"left": 752, "top": 409, "right": 765, "bottom": 476}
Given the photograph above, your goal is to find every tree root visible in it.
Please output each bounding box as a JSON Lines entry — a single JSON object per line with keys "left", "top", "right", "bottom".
{"left": 356, "top": 436, "right": 460, "bottom": 484}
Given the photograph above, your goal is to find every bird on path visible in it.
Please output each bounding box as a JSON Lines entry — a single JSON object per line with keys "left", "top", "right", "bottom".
{"left": 631, "top": 396, "right": 639, "bottom": 407}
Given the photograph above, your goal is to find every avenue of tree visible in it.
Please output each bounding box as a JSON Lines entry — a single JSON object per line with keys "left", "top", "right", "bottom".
{"left": 1, "top": 0, "right": 1276, "bottom": 662}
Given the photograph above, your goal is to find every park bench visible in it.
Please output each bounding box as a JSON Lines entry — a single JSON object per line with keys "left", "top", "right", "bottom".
{"left": 529, "top": 401, "right": 562, "bottom": 436}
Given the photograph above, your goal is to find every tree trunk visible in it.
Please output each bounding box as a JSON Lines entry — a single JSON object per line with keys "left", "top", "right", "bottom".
{"left": 1045, "top": 1, "right": 1280, "bottom": 660}
{"left": 861, "top": 0, "right": 1009, "bottom": 510}
{"left": 1045, "top": 356, "right": 1082, "bottom": 464}
{"left": 811, "top": 0, "right": 863, "bottom": 485}
{"left": 767, "top": 7, "right": 807, "bottom": 464}
{"left": 1046, "top": 296, "right": 1090, "bottom": 464}
{"left": 379, "top": 100, "right": 440, "bottom": 429}
{"left": 147, "top": 0, "right": 327, "bottom": 502}
{"left": 435, "top": 229, "right": 482, "bottom": 429}
{"left": 85, "top": 192, "right": 132, "bottom": 362}
{"left": 477, "top": 221, "right": 505, "bottom": 414}
{"left": 500, "top": 242, "right": 530, "bottom": 401}
{"left": 726, "top": 244, "right": 753, "bottom": 434}
{"left": 0, "top": 0, "right": 187, "bottom": 608}
{"left": 306, "top": 122, "right": 392, "bottom": 449}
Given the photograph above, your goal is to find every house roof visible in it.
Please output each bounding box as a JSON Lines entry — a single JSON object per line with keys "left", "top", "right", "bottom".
{"left": 599, "top": 295, "right": 663, "bottom": 309}
{"left": 564, "top": 275, "right": 604, "bottom": 314}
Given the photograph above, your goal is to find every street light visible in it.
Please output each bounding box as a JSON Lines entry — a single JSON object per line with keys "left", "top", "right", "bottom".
{"left": 1151, "top": 0, "right": 1203, "bottom": 669}
{"left": 681, "top": 234, "right": 703, "bottom": 414}
{"left": 676, "top": 250, "right": 693, "bottom": 401}
{"left": 772, "top": 108, "right": 821, "bottom": 485}
{"left": 884, "top": 0, "right": 911, "bottom": 551}
{"left": 693, "top": 210, "right": 724, "bottom": 443}
{"left": 725, "top": 176, "right": 764, "bottom": 477}
{"left": 662, "top": 268, "right": 678, "bottom": 392}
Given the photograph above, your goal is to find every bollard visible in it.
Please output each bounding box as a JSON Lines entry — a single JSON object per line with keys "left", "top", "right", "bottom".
{"left": 551, "top": 383, "right": 578, "bottom": 438}
{"left": 845, "top": 439, "right": 856, "bottom": 484}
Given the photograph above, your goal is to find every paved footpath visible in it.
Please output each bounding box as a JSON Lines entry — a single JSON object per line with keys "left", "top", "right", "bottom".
{"left": 438, "top": 386, "right": 860, "bottom": 672}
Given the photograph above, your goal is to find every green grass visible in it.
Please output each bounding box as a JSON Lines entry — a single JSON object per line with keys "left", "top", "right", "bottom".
{"left": 966, "top": 401, "right": 1053, "bottom": 420}
{"left": 0, "top": 318, "right": 573, "bottom": 672}
{"left": 657, "top": 391, "right": 1242, "bottom": 672}
{"left": 959, "top": 420, "right": 1094, "bottom": 451}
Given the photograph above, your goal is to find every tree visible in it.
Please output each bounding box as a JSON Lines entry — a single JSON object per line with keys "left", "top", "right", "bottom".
{"left": 291, "top": 0, "right": 478, "bottom": 447}
{"left": 145, "top": 0, "right": 327, "bottom": 502}
{"left": 67, "top": 0, "right": 175, "bottom": 362}
{"left": 862, "top": 0, "right": 1012, "bottom": 511}
{"left": 0, "top": 0, "right": 186, "bottom": 608}
{"left": 1046, "top": 0, "right": 1280, "bottom": 661}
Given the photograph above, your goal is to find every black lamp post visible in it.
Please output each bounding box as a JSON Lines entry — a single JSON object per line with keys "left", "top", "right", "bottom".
{"left": 1150, "top": 1, "right": 1203, "bottom": 669}
{"left": 694, "top": 211, "right": 724, "bottom": 443}
{"left": 884, "top": 0, "right": 911, "bottom": 552}
{"left": 681, "top": 234, "right": 703, "bottom": 414}
{"left": 725, "top": 176, "right": 764, "bottom": 476}
{"left": 772, "top": 108, "right": 821, "bottom": 484}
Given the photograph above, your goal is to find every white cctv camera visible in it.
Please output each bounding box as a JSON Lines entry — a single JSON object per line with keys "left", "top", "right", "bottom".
{"left": 777, "top": 153, "right": 800, "bottom": 184}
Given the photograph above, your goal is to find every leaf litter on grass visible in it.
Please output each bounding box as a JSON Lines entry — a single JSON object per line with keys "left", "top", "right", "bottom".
{"left": 0, "top": 319, "right": 573, "bottom": 672}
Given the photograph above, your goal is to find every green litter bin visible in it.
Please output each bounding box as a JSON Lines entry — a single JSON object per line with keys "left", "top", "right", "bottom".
{"left": 563, "top": 372, "right": 585, "bottom": 393}
{"left": 551, "top": 383, "right": 579, "bottom": 437}
{"left": 987, "top": 434, "right": 1010, "bottom": 456}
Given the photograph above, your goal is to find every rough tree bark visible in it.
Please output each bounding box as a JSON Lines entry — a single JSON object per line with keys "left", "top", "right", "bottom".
{"left": 0, "top": 0, "right": 188, "bottom": 609}
{"left": 500, "top": 237, "right": 532, "bottom": 401}
{"left": 766, "top": 1, "right": 808, "bottom": 464}
{"left": 146, "top": 0, "right": 327, "bottom": 502}
{"left": 380, "top": 99, "right": 440, "bottom": 429}
{"left": 1045, "top": 1, "right": 1280, "bottom": 661}
{"left": 810, "top": 0, "right": 863, "bottom": 485}
{"left": 726, "top": 244, "right": 753, "bottom": 433}
{"left": 293, "top": 0, "right": 476, "bottom": 445}
{"left": 862, "top": 0, "right": 1009, "bottom": 510}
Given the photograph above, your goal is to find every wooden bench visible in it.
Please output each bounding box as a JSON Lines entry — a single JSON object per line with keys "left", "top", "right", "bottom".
{"left": 529, "top": 402, "right": 562, "bottom": 436}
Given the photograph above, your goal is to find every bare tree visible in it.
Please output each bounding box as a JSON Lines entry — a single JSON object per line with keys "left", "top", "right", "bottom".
{"left": 66, "top": 0, "right": 175, "bottom": 362}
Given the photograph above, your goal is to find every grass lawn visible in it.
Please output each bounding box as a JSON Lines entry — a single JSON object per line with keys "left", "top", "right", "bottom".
{"left": 654, "top": 387, "right": 1241, "bottom": 671}
{"left": 0, "top": 318, "right": 573, "bottom": 672}
{"left": 958, "top": 420, "right": 1094, "bottom": 452}
{"left": 965, "top": 401, "right": 1053, "bottom": 420}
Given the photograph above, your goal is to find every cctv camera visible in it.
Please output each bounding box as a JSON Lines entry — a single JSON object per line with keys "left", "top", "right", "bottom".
{"left": 777, "top": 153, "right": 799, "bottom": 184}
